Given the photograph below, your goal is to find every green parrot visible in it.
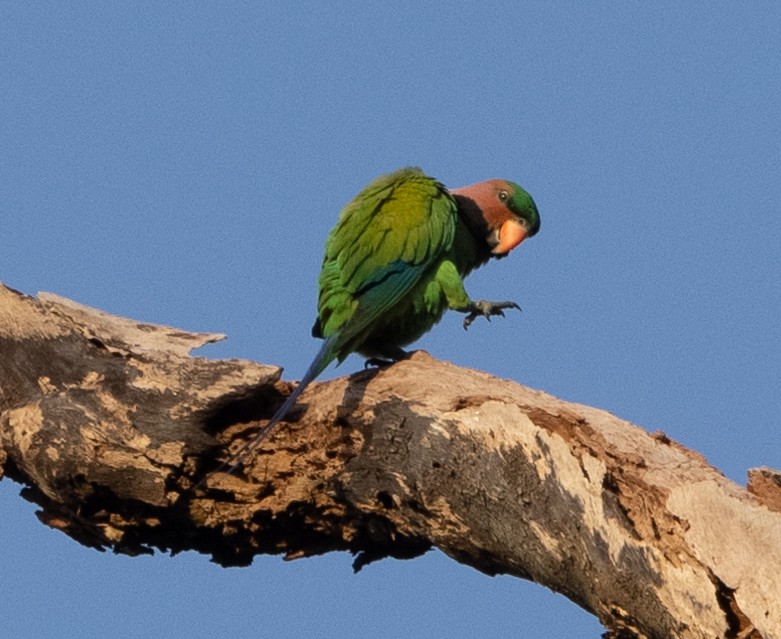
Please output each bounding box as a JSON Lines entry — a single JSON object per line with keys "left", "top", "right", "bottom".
{"left": 225, "top": 167, "right": 539, "bottom": 469}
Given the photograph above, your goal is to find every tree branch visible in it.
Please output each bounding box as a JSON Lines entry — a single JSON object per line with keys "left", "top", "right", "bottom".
{"left": 1, "top": 283, "right": 779, "bottom": 638}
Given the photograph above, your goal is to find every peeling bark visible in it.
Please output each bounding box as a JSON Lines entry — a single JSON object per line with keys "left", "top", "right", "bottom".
{"left": 1, "top": 283, "right": 779, "bottom": 639}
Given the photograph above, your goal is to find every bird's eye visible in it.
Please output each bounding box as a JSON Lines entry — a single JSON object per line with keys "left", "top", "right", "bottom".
{"left": 498, "top": 190, "right": 508, "bottom": 201}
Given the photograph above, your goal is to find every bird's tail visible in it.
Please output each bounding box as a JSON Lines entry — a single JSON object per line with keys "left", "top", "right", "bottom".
{"left": 214, "top": 335, "right": 338, "bottom": 475}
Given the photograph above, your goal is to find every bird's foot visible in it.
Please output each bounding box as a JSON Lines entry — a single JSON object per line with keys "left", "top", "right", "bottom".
{"left": 364, "top": 346, "right": 410, "bottom": 369}
{"left": 364, "top": 357, "right": 395, "bottom": 369}
{"left": 463, "top": 300, "right": 521, "bottom": 330}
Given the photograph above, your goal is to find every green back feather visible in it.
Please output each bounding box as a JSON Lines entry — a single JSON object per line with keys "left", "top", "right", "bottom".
{"left": 315, "top": 167, "right": 457, "bottom": 359}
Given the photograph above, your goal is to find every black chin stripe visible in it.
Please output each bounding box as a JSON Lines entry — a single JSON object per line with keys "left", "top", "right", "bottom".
{"left": 453, "top": 194, "right": 491, "bottom": 246}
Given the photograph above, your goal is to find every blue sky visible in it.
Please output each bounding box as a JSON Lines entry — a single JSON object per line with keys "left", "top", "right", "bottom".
{"left": 1, "top": 3, "right": 779, "bottom": 637}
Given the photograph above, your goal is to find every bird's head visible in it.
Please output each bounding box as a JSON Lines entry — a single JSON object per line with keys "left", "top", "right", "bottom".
{"left": 451, "top": 179, "right": 540, "bottom": 256}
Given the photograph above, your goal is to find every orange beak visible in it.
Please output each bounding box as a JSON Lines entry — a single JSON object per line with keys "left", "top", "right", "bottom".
{"left": 491, "top": 219, "right": 528, "bottom": 255}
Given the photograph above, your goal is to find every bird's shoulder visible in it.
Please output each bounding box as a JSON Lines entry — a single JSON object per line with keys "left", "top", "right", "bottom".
{"left": 325, "top": 168, "right": 457, "bottom": 293}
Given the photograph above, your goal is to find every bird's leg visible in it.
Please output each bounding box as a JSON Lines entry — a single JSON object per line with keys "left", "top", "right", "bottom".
{"left": 364, "top": 344, "right": 410, "bottom": 369}
{"left": 462, "top": 300, "right": 521, "bottom": 330}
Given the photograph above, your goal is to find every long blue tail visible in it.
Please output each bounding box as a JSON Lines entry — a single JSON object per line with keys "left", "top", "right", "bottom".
{"left": 217, "top": 335, "right": 338, "bottom": 474}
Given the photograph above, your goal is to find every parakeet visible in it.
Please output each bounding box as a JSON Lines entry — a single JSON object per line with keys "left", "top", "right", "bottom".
{"left": 224, "top": 167, "right": 539, "bottom": 470}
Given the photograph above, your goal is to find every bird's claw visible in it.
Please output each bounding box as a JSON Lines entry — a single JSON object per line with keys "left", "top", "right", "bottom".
{"left": 364, "top": 357, "right": 395, "bottom": 369}
{"left": 364, "top": 346, "right": 410, "bottom": 368}
{"left": 463, "top": 300, "right": 521, "bottom": 330}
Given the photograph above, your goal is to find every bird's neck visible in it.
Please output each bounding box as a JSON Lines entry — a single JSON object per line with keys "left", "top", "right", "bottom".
{"left": 454, "top": 193, "right": 495, "bottom": 245}
{"left": 452, "top": 194, "right": 494, "bottom": 274}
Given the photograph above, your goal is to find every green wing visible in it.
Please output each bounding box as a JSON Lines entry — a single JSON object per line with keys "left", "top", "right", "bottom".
{"left": 315, "top": 167, "right": 457, "bottom": 358}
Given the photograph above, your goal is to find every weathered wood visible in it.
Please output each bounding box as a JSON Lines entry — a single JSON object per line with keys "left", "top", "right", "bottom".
{"left": 1, "top": 282, "right": 779, "bottom": 638}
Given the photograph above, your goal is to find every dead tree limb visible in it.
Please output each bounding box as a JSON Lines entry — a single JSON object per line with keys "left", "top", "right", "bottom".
{"left": 1, "top": 282, "right": 779, "bottom": 639}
